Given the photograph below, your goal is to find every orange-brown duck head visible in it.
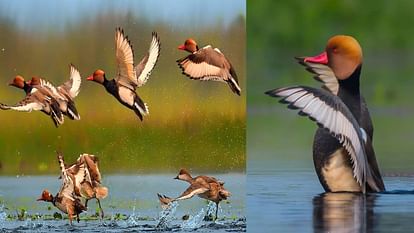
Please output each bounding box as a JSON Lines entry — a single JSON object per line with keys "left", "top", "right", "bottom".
{"left": 178, "top": 39, "right": 199, "bottom": 53}
{"left": 304, "top": 35, "right": 363, "bottom": 80}
{"left": 87, "top": 69, "right": 106, "bottom": 84}
{"left": 27, "top": 77, "right": 42, "bottom": 86}
{"left": 37, "top": 189, "right": 53, "bottom": 202}
{"left": 174, "top": 168, "right": 192, "bottom": 181}
{"left": 9, "top": 75, "right": 26, "bottom": 89}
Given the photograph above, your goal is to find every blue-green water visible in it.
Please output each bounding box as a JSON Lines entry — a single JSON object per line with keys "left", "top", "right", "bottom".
{"left": 0, "top": 174, "right": 245, "bottom": 232}
{"left": 247, "top": 165, "right": 414, "bottom": 232}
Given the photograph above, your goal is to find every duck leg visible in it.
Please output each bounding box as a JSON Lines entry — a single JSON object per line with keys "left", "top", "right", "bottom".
{"left": 84, "top": 199, "right": 89, "bottom": 208}
{"left": 215, "top": 202, "right": 219, "bottom": 221}
{"left": 96, "top": 198, "right": 104, "bottom": 218}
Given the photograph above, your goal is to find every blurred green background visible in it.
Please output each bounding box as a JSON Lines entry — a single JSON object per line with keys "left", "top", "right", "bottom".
{"left": 0, "top": 0, "right": 246, "bottom": 175}
{"left": 248, "top": 0, "right": 414, "bottom": 173}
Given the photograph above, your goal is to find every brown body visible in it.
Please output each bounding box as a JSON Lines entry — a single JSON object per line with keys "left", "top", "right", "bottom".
{"left": 177, "top": 39, "right": 241, "bottom": 95}
{"left": 65, "top": 154, "right": 108, "bottom": 218}
{"left": 157, "top": 169, "right": 230, "bottom": 220}
{"left": 37, "top": 154, "right": 86, "bottom": 224}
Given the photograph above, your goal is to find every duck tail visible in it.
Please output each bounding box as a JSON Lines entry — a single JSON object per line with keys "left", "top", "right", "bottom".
{"left": 219, "top": 189, "right": 231, "bottom": 200}
{"left": 133, "top": 95, "right": 149, "bottom": 121}
{"left": 66, "top": 101, "right": 80, "bottom": 120}
{"left": 95, "top": 186, "right": 108, "bottom": 199}
{"left": 157, "top": 193, "right": 173, "bottom": 209}
{"left": 227, "top": 75, "right": 241, "bottom": 96}
{"left": 50, "top": 100, "right": 64, "bottom": 127}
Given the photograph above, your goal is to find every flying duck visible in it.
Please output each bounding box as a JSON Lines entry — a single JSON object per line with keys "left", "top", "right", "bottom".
{"left": 177, "top": 39, "right": 241, "bottom": 96}
{"left": 28, "top": 64, "right": 81, "bottom": 120}
{"left": 87, "top": 27, "right": 160, "bottom": 121}
{"left": 1, "top": 78, "right": 64, "bottom": 127}
{"left": 265, "top": 35, "right": 385, "bottom": 193}
{"left": 157, "top": 169, "right": 230, "bottom": 220}
{"left": 64, "top": 153, "right": 108, "bottom": 218}
{"left": 37, "top": 153, "right": 86, "bottom": 224}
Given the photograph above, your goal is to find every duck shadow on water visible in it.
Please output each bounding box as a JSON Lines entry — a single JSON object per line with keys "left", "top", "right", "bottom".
{"left": 312, "top": 190, "right": 414, "bottom": 233}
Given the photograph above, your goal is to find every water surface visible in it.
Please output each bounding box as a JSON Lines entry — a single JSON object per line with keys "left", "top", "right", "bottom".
{"left": 247, "top": 166, "right": 414, "bottom": 232}
{"left": 0, "top": 174, "right": 245, "bottom": 232}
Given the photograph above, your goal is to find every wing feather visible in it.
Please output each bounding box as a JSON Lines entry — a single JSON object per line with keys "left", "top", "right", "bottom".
{"left": 266, "top": 86, "right": 374, "bottom": 193}
{"left": 135, "top": 32, "right": 160, "bottom": 87}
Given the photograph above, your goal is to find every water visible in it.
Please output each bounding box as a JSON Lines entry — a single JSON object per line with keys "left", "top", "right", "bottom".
{"left": 247, "top": 166, "right": 414, "bottom": 232}
{"left": 0, "top": 174, "right": 245, "bottom": 232}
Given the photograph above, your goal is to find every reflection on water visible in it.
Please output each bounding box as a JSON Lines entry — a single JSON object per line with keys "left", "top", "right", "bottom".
{"left": 247, "top": 167, "right": 414, "bottom": 232}
{"left": 313, "top": 192, "right": 376, "bottom": 233}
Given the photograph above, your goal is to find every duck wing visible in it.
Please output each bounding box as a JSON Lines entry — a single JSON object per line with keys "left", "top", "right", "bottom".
{"left": 295, "top": 57, "right": 339, "bottom": 95}
{"left": 57, "top": 153, "right": 76, "bottom": 201}
{"left": 175, "top": 183, "right": 209, "bottom": 201}
{"left": 0, "top": 90, "right": 47, "bottom": 112}
{"left": 115, "top": 27, "right": 137, "bottom": 90}
{"left": 177, "top": 46, "right": 232, "bottom": 81}
{"left": 266, "top": 86, "right": 382, "bottom": 193}
{"left": 135, "top": 32, "right": 160, "bottom": 87}
{"left": 58, "top": 64, "right": 82, "bottom": 99}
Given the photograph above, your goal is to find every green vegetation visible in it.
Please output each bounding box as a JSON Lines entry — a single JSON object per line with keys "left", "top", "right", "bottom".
{"left": 248, "top": 0, "right": 414, "bottom": 173}
{"left": 0, "top": 11, "right": 246, "bottom": 174}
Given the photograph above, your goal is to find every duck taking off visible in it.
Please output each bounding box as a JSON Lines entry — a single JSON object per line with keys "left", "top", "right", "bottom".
{"left": 157, "top": 169, "right": 230, "bottom": 221}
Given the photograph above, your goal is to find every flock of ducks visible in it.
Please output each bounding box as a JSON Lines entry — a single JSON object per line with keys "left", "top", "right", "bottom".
{"left": 0, "top": 27, "right": 241, "bottom": 126}
{"left": 36, "top": 153, "right": 230, "bottom": 224}
{"left": 0, "top": 27, "right": 239, "bottom": 224}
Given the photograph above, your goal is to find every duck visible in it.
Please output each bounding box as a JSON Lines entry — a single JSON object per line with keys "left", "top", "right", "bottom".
{"left": 28, "top": 64, "right": 81, "bottom": 120}
{"left": 87, "top": 27, "right": 160, "bottom": 121}
{"left": 1, "top": 78, "right": 64, "bottom": 127}
{"left": 37, "top": 153, "right": 86, "bottom": 224}
{"left": 157, "top": 168, "right": 230, "bottom": 220}
{"left": 64, "top": 153, "right": 108, "bottom": 218}
{"left": 265, "top": 35, "right": 385, "bottom": 193}
{"left": 177, "top": 38, "right": 241, "bottom": 96}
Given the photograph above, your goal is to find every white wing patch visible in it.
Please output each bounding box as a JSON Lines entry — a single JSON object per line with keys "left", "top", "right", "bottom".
{"left": 67, "top": 64, "right": 81, "bottom": 98}
{"left": 175, "top": 187, "right": 209, "bottom": 201}
{"left": 5, "top": 102, "right": 43, "bottom": 112}
{"left": 302, "top": 61, "right": 339, "bottom": 95}
{"left": 136, "top": 32, "right": 160, "bottom": 87}
{"left": 274, "top": 87, "right": 369, "bottom": 192}
{"left": 180, "top": 59, "right": 222, "bottom": 79}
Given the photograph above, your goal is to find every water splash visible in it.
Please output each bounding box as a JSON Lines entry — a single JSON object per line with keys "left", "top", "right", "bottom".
{"left": 125, "top": 205, "right": 139, "bottom": 226}
{"left": 155, "top": 201, "right": 178, "bottom": 229}
{"left": 181, "top": 206, "right": 206, "bottom": 230}
{"left": 206, "top": 201, "right": 221, "bottom": 221}
{"left": 0, "top": 204, "right": 7, "bottom": 229}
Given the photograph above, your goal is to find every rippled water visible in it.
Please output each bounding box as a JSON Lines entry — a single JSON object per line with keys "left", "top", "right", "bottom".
{"left": 0, "top": 174, "right": 245, "bottom": 232}
{"left": 247, "top": 166, "right": 414, "bottom": 232}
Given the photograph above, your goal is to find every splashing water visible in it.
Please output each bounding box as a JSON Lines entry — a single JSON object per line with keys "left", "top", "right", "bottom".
{"left": 206, "top": 201, "right": 221, "bottom": 221}
{"left": 156, "top": 201, "right": 178, "bottom": 229}
{"left": 0, "top": 204, "right": 7, "bottom": 228}
{"left": 181, "top": 206, "right": 207, "bottom": 230}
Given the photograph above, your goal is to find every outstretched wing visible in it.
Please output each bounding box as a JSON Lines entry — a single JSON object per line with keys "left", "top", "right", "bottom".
{"left": 57, "top": 153, "right": 76, "bottom": 200}
{"left": 135, "top": 32, "right": 160, "bottom": 87}
{"left": 59, "top": 64, "right": 82, "bottom": 99}
{"left": 266, "top": 86, "right": 381, "bottom": 193}
{"left": 296, "top": 57, "right": 339, "bottom": 95}
{"left": 0, "top": 92, "right": 45, "bottom": 112}
{"left": 175, "top": 183, "right": 209, "bottom": 201}
{"left": 177, "top": 46, "right": 231, "bottom": 82}
{"left": 115, "top": 27, "right": 137, "bottom": 90}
